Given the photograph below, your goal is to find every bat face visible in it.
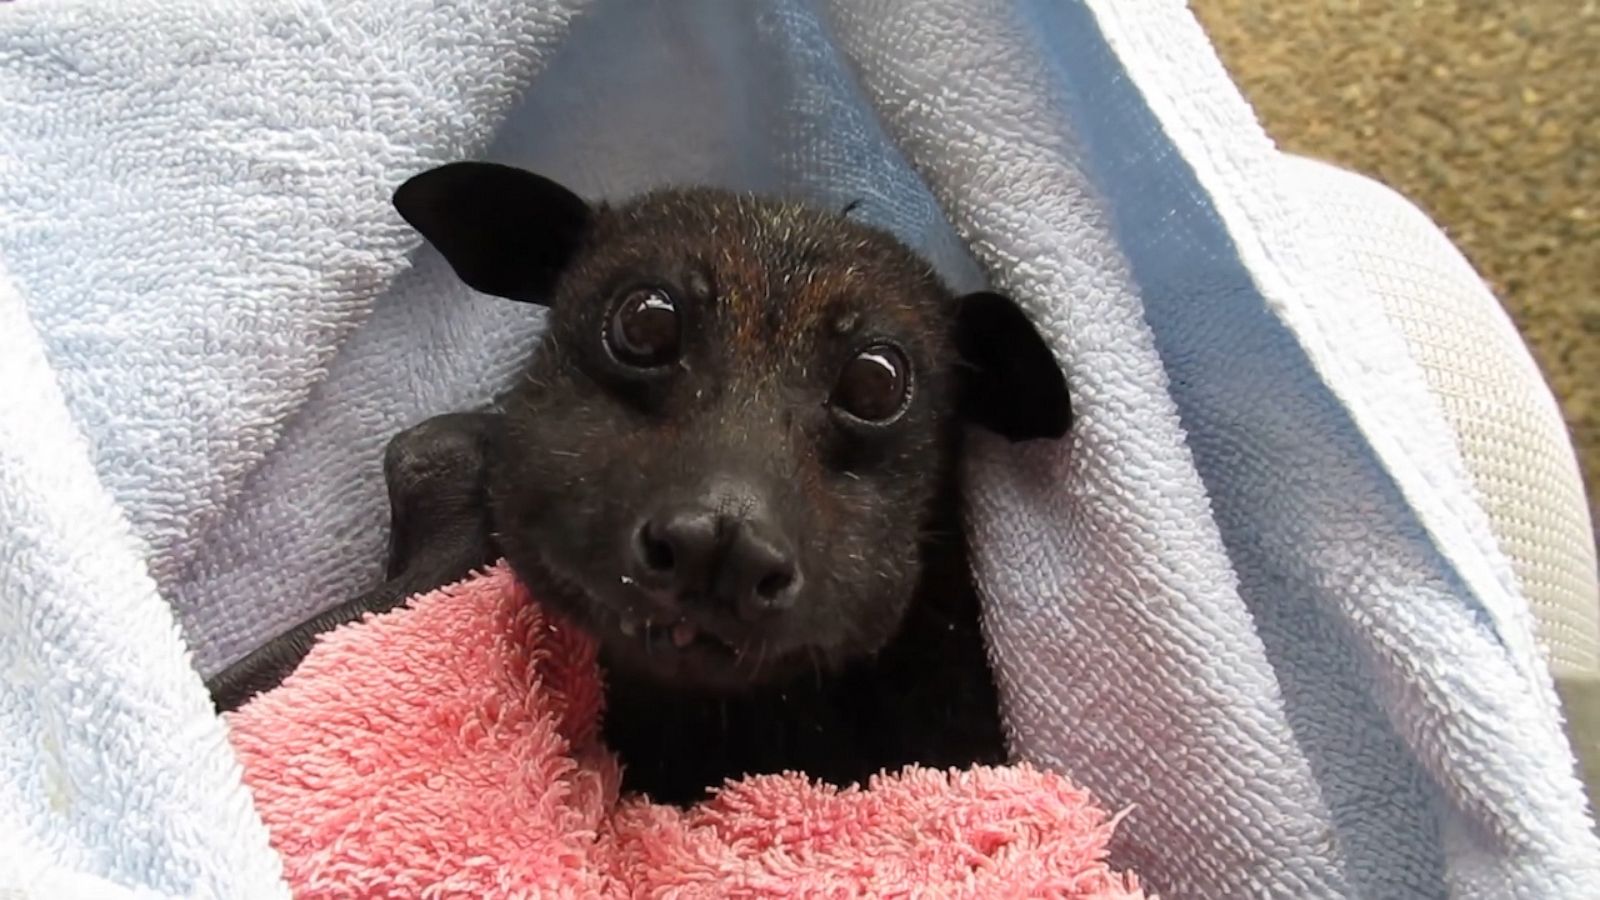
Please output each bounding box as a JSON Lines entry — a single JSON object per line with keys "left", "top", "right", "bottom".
{"left": 491, "top": 190, "right": 960, "bottom": 690}
{"left": 393, "top": 163, "right": 1071, "bottom": 693}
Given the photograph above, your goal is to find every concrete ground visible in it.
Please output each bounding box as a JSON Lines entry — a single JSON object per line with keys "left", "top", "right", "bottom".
{"left": 1190, "top": 0, "right": 1599, "bottom": 816}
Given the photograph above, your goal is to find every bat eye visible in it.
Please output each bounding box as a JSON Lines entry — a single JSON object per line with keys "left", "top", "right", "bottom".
{"left": 830, "top": 344, "right": 911, "bottom": 424}
{"left": 607, "top": 287, "right": 680, "bottom": 368}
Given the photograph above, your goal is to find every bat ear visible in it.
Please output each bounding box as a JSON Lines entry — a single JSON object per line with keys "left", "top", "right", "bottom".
{"left": 953, "top": 292, "right": 1072, "bottom": 442}
{"left": 392, "top": 162, "right": 592, "bottom": 304}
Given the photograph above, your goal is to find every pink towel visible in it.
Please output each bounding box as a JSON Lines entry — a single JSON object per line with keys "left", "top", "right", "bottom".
{"left": 226, "top": 564, "right": 1149, "bottom": 898}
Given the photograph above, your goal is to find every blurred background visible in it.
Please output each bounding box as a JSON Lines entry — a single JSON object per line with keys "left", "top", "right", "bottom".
{"left": 1190, "top": 0, "right": 1599, "bottom": 810}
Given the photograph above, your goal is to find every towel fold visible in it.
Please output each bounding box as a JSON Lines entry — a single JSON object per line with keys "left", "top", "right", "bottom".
{"left": 0, "top": 262, "right": 286, "bottom": 899}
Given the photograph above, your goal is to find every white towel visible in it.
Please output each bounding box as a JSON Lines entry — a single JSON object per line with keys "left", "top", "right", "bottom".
{"left": 1, "top": 1, "right": 1593, "bottom": 896}
{"left": 0, "top": 260, "right": 285, "bottom": 898}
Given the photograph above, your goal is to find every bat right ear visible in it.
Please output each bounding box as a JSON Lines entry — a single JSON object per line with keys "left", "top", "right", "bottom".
{"left": 953, "top": 291, "right": 1072, "bottom": 442}
{"left": 392, "top": 162, "right": 592, "bottom": 304}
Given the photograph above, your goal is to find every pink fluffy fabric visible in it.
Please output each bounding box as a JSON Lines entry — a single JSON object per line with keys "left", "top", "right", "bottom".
{"left": 226, "top": 564, "right": 1148, "bottom": 899}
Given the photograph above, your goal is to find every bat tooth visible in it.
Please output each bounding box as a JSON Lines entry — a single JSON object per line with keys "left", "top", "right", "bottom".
{"left": 671, "top": 622, "right": 697, "bottom": 648}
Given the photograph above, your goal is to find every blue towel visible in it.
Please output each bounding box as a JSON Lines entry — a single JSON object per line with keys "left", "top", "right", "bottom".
{"left": 1, "top": 1, "right": 1594, "bottom": 896}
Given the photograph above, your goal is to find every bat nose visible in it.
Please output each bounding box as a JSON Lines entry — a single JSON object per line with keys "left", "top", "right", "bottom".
{"left": 631, "top": 486, "right": 801, "bottom": 620}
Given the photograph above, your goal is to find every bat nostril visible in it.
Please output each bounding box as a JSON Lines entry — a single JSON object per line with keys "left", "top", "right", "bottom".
{"left": 756, "top": 570, "right": 793, "bottom": 601}
{"left": 637, "top": 522, "right": 676, "bottom": 573}
{"left": 743, "top": 538, "right": 801, "bottom": 617}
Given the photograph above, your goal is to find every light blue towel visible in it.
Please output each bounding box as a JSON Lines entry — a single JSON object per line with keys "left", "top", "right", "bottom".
{"left": 1, "top": 1, "right": 1594, "bottom": 896}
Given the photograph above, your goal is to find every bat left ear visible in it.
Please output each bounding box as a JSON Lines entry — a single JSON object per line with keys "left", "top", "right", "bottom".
{"left": 953, "top": 292, "right": 1073, "bottom": 442}
{"left": 392, "top": 162, "right": 592, "bottom": 304}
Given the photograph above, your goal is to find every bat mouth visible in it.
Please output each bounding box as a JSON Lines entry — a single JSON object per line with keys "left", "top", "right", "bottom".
{"left": 589, "top": 590, "right": 807, "bottom": 691}
{"left": 614, "top": 615, "right": 730, "bottom": 653}
{"left": 497, "top": 539, "right": 791, "bottom": 689}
